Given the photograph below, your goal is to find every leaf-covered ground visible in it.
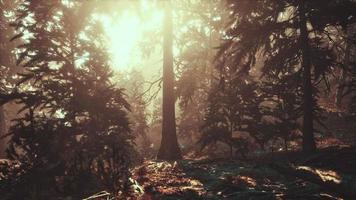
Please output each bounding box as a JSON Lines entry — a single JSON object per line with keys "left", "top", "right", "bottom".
{"left": 131, "top": 147, "right": 356, "bottom": 200}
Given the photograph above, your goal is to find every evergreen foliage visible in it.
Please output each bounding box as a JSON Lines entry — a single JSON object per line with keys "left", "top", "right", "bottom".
{"left": 212, "top": 0, "right": 356, "bottom": 153}
{"left": 0, "top": 0, "right": 136, "bottom": 198}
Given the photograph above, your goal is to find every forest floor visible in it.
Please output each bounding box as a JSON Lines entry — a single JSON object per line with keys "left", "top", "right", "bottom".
{"left": 131, "top": 146, "right": 356, "bottom": 200}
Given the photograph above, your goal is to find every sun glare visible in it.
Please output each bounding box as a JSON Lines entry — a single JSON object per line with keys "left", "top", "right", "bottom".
{"left": 96, "top": 1, "right": 164, "bottom": 71}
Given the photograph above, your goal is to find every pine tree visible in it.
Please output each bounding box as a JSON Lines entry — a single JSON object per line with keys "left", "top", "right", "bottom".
{"left": 1, "top": 0, "right": 135, "bottom": 198}
{"left": 175, "top": 0, "right": 228, "bottom": 149}
{"left": 200, "top": 70, "right": 264, "bottom": 157}
{"left": 219, "top": 0, "right": 356, "bottom": 153}
{"left": 117, "top": 70, "right": 151, "bottom": 158}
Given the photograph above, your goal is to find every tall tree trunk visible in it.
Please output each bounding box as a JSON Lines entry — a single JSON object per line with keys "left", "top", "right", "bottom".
{"left": 299, "top": 0, "right": 316, "bottom": 153}
{"left": 157, "top": 0, "right": 182, "bottom": 160}
{"left": 0, "top": 106, "right": 6, "bottom": 158}
{"left": 0, "top": 6, "right": 8, "bottom": 158}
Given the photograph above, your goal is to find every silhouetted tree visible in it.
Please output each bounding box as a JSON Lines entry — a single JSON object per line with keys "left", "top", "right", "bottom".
{"left": 175, "top": 0, "right": 228, "bottom": 150}
{"left": 157, "top": 0, "right": 182, "bottom": 160}
{"left": 117, "top": 70, "right": 151, "bottom": 158}
{"left": 219, "top": 0, "right": 356, "bottom": 153}
{"left": 348, "top": 28, "right": 356, "bottom": 112}
{"left": 200, "top": 72, "right": 264, "bottom": 157}
{"left": 1, "top": 0, "right": 135, "bottom": 198}
{"left": 333, "top": 23, "right": 356, "bottom": 111}
{"left": 0, "top": 0, "right": 19, "bottom": 158}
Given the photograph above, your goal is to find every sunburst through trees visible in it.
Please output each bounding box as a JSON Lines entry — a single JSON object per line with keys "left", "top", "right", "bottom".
{"left": 1, "top": 0, "right": 356, "bottom": 199}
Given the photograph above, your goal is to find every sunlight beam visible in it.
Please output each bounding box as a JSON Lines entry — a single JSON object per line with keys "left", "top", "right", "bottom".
{"left": 95, "top": 1, "right": 164, "bottom": 71}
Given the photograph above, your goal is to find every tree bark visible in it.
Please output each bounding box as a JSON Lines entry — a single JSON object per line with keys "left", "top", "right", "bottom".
{"left": 299, "top": 0, "right": 316, "bottom": 153}
{"left": 0, "top": 5, "right": 8, "bottom": 158}
{"left": 0, "top": 106, "right": 6, "bottom": 158}
{"left": 157, "top": 0, "right": 182, "bottom": 160}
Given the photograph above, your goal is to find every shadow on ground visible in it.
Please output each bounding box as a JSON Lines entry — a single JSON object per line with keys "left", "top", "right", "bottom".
{"left": 132, "top": 147, "right": 356, "bottom": 200}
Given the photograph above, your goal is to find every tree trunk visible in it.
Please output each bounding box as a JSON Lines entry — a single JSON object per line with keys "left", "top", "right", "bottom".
{"left": 0, "top": 106, "right": 6, "bottom": 158}
{"left": 0, "top": 6, "right": 8, "bottom": 158}
{"left": 299, "top": 0, "right": 316, "bottom": 153}
{"left": 157, "top": 0, "right": 182, "bottom": 160}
